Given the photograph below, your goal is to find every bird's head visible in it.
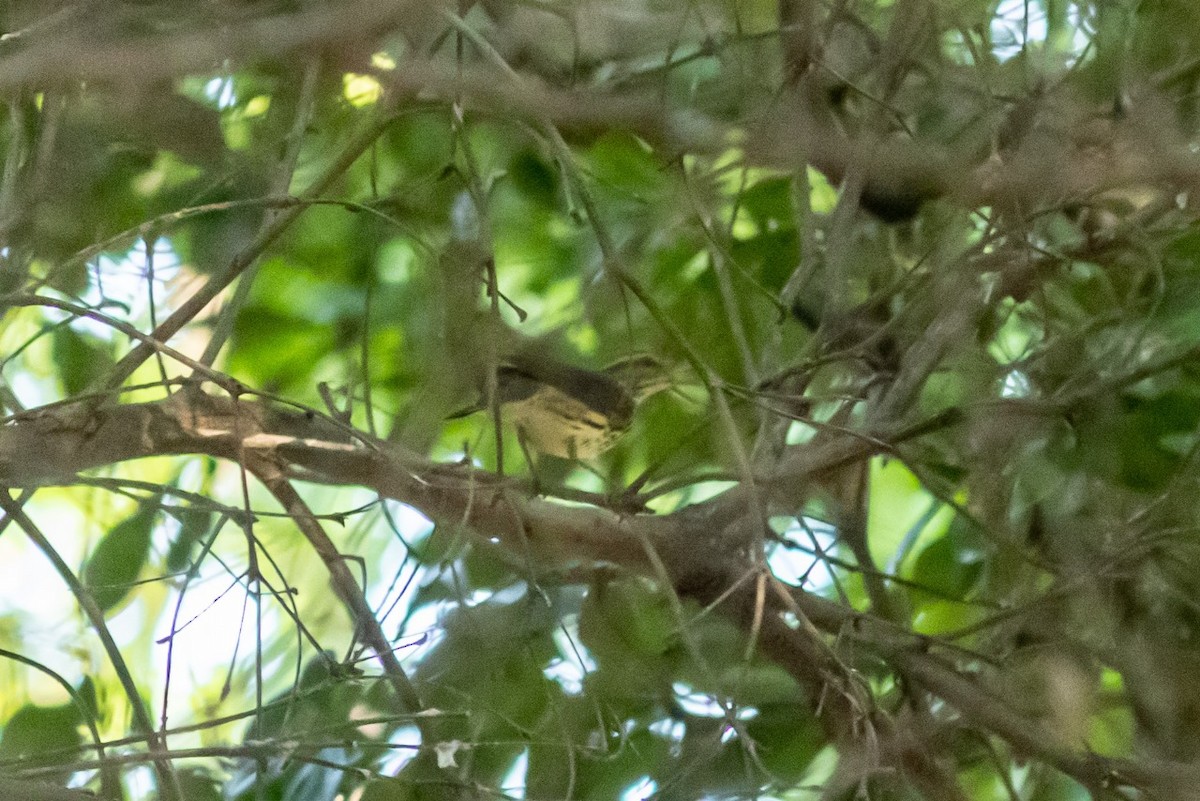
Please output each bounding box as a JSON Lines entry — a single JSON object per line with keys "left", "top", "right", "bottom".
{"left": 602, "top": 353, "right": 677, "bottom": 402}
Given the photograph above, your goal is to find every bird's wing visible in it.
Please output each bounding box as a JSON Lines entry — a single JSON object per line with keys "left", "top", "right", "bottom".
{"left": 445, "top": 364, "right": 543, "bottom": 419}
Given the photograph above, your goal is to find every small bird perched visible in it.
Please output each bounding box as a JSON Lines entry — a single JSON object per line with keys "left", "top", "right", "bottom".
{"left": 453, "top": 353, "right": 674, "bottom": 459}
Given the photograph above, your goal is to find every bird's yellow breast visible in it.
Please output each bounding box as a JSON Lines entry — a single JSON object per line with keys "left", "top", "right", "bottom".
{"left": 505, "top": 386, "right": 629, "bottom": 459}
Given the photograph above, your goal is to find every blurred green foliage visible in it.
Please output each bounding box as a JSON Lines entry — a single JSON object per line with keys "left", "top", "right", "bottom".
{"left": 4, "top": 0, "right": 1200, "bottom": 799}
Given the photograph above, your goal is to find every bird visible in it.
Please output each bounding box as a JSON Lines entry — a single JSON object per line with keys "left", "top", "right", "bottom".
{"left": 451, "top": 353, "right": 675, "bottom": 459}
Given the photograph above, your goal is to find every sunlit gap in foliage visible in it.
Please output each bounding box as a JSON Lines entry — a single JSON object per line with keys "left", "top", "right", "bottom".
{"left": 501, "top": 750, "right": 528, "bottom": 800}
{"left": 620, "top": 776, "right": 657, "bottom": 801}
{"left": 1001, "top": 369, "right": 1033, "bottom": 398}
{"left": 144, "top": 493, "right": 430, "bottom": 724}
{"left": 125, "top": 766, "right": 154, "bottom": 801}
{"left": 46, "top": 242, "right": 183, "bottom": 343}
{"left": 544, "top": 617, "right": 595, "bottom": 695}
{"left": 0, "top": 501, "right": 91, "bottom": 662}
{"left": 379, "top": 724, "right": 422, "bottom": 775}
{"left": 153, "top": 555, "right": 288, "bottom": 721}
{"left": 768, "top": 517, "right": 837, "bottom": 591}
{"left": 648, "top": 717, "right": 686, "bottom": 749}
{"left": 673, "top": 682, "right": 759, "bottom": 722}
{"left": 991, "top": 0, "right": 1092, "bottom": 62}
{"left": 203, "top": 76, "right": 236, "bottom": 110}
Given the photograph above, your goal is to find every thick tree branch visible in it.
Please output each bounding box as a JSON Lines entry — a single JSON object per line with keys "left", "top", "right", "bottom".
{"left": 0, "top": 388, "right": 1185, "bottom": 796}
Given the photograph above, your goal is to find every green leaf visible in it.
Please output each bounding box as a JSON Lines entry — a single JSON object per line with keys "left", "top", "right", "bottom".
{"left": 165, "top": 506, "right": 215, "bottom": 573}
{"left": 0, "top": 702, "right": 82, "bottom": 763}
{"left": 51, "top": 326, "right": 115, "bottom": 396}
{"left": 868, "top": 458, "right": 951, "bottom": 567}
{"left": 910, "top": 519, "right": 984, "bottom": 602}
{"left": 177, "top": 767, "right": 224, "bottom": 801}
{"left": 586, "top": 132, "right": 664, "bottom": 198}
{"left": 507, "top": 150, "right": 560, "bottom": 209}
{"left": 1026, "top": 768, "right": 1090, "bottom": 801}
{"left": 716, "top": 663, "right": 800, "bottom": 706}
{"left": 746, "top": 703, "right": 824, "bottom": 782}
{"left": 84, "top": 496, "right": 160, "bottom": 613}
